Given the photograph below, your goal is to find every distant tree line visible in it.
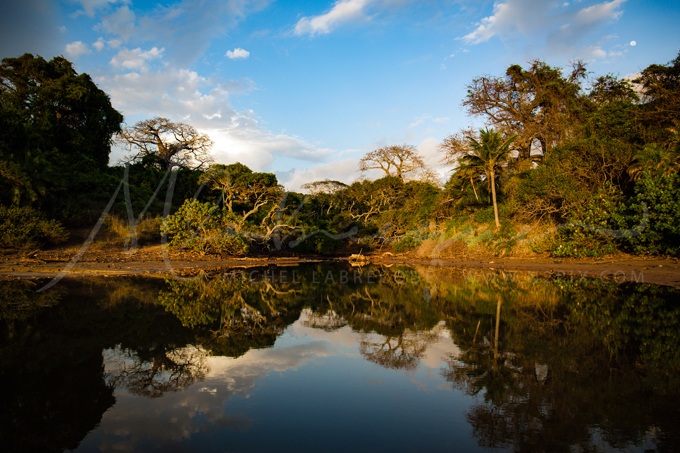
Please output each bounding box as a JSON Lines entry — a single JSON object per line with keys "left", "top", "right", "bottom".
{"left": 1, "top": 51, "right": 678, "bottom": 256}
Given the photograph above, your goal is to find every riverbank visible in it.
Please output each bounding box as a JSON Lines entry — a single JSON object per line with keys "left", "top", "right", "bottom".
{"left": 1, "top": 243, "right": 679, "bottom": 288}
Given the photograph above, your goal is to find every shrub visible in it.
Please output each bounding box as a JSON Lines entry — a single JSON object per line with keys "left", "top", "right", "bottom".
{"left": 623, "top": 172, "right": 680, "bottom": 256}
{"left": 0, "top": 205, "right": 68, "bottom": 248}
{"left": 105, "top": 215, "right": 164, "bottom": 247}
{"left": 135, "top": 216, "right": 164, "bottom": 245}
{"left": 550, "top": 183, "right": 624, "bottom": 258}
{"left": 161, "top": 199, "right": 248, "bottom": 255}
{"left": 394, "top": 234, "right": 423, "bottom": 253}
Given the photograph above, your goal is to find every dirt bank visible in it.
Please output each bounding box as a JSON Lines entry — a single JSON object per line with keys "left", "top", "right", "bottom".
{"left": 1, "top": 244, "right": 679, "bottom": 288}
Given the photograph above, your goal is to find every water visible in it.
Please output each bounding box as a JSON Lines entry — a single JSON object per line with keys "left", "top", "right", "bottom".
{"left": 1, "top": 263, "right": 679, "bottom": 452}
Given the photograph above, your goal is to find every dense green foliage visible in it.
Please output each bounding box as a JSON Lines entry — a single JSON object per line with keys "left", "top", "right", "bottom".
{"left": 0, "top": 53, "right": 125, "bottom": 244}
{"left": 1, "top": 51, "right": 679, "bottom": 256}
{"left": 0, "top": 205, "right": 68, "bottom": 248}
{"left": 161, "top": 199, "right": 249, "bottom": 255}
{"left": 0, "top": 54, "right": 123, "bottom": 225}
{"left": 441, "top": 51, "right": 680, "bottom": 257}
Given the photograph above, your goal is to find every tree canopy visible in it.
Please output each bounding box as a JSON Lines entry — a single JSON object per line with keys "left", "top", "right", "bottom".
{"left": 359, "top": 145, "right": 429, "bottom": 180}
{"left": 0, "top": 53, "right": 123, "bottom": 171}
{"left": 463, "top": 60, "right": 586, "bottom": 160}
{"left": 119, "top": 117, "right": 213, "bottom": 170}
{"left": 0, "top": 53, "right": 123, "bottom": 224}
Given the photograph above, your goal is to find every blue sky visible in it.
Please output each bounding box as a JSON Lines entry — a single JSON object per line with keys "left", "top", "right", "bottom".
{"left": 2, "top": 0, "right": 679, "bottom": 190}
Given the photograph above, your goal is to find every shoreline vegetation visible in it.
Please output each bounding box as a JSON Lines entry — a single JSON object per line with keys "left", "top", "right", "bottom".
{"left": 1, "top": 241, "right": 679, "bottom": 289}
{"left": 2, "top": 52, "right": 679, "bottom": 281}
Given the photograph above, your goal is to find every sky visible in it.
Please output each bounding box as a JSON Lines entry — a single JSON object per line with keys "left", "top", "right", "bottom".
{"left": 2, "top": 0, "right": 680, "bottom": 191}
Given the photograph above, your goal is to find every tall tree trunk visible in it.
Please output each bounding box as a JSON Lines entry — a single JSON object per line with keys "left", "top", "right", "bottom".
{"left": 469, "top": 176, "right": 479, "bottom": 201}
{"left": 489, "top": 168, "right": 500, "bottom": 229}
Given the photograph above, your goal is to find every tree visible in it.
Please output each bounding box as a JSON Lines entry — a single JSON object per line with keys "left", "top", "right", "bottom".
{"left": 301, "top": 179, "right": 348, "bottom": 195}
{"left": 439, "top": 129, "right": 486, "bottom": 204}
{"left": 301, "top": 179, "right": 348, "bottom": 217}
{"left": 588, "top": 74, "right": 639, "bottom": 106}
{"left": 463, "top": 60, "right": 586, "bottom": 160}
{"left": 163, "top": 162, "right": 287, "bottom": 255}
{"left": 118, "top": 117, "right": 213, "bottom": 170}
{"left": 359, "top": 144, "right": 428, "bottom": 180}
{"left": 629, "top": 143, "right": 680, "bottom": 180}
{"left": 585, "top": 74, "right": 640, "bottom": 142}
{"left": 345, "top": 176, "right": 405, "bottom": 223}
{"left": 0, "top": 53, "right": 123, "bottom": 213}
{"left": 443, "top": 129, "right": 516, "bottom": 229}
{"left": 198, "top": 162, "right": 283, "bottom": 227}
{"left": 634, "top": 51, "right": 680, "bottom": 145}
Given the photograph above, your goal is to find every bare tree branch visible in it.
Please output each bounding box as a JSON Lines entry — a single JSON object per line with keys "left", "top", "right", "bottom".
{"left": 118, "top": 117, "right": 213, "bottom": 170}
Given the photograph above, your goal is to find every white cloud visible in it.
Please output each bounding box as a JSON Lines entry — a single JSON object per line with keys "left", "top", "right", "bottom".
{"left": 576, "top": 0, "right": 625, "bottom": 25}
{"left": 207, "top": 122, "right": 333, "bottom": 175}
{"left": 463, "top": 0, "right": 627, "bottom": 61}
{"left": 74, "top": 0, "right": 127, "bottom": 17}
{"left": 97, "top": 4, "right": 136, "bottom": 40}
{"left": 463, "top": 0, "right": 563, "bottom": 44}
{"left": 550, "top": 0, "right": 626, "bottom": 42}
{"left": 409, "top": 116, "right": 427, "bottom": 129}
{"left": 280, "top": 157, "right": 361, "bottom": 192}
{"left": 99, "top": 338, "right": 335, "bottom": 449}
{"left": 294, "top": 0, "right": 371, "bottom": 36}
{"left": 225, "top": 47, "right": 250, "bottom": 59}
{"left": 101, "top": 68, "right": 226, "bottom": 119}
{"left": 130, "top": 0, "right": 270, "bottom": 65}
{"left": 418, "top": 137, "right": 450, "bottom": 184}
{"left": 93, "top": 37, "right": 106, "bottom": 51}
{"left": 585, "top": 46, "right": 608, "bottom": 59}
{"left": 109, "top": 46, "right": 164, "bottom": 71}
{"left": 81, "top": 0, "right": 269, "bottom": 69}
{"left": 100, "top": 67, "right": 334, "bottom": 187}
{"left": 407, "top": 115, "right": 449, "bottom": 129}
{"left": 65, "top": 40, "right": 90, "bottom": 58}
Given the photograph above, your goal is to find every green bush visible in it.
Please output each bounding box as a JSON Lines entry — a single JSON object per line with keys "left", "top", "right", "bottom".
{"left": 161, "top": 199, "right": 248, "bottom": 255}
{"left": 623, "top": 172, "right": 680, "bottom": 256}
{"left": 550, "top": 184, "right": 624, "bottom": 258}
{"left": 472, "top": 205, "right": 497, "bottom": 224}
{"left": 0, "top": 205, "right": 68, "bottom": 248}
{"left": 394, "top": 234, "right": 423, "bottom": 253}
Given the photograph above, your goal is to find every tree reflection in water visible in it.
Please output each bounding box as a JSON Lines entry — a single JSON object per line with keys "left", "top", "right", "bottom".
{"left": 359, "top": 329, "right": 437, "bottom": 370}
{"left": 439, "top": 272, "right": 680, "bottom": 451}
{"left": 104, "top": 345, "right": 209, "bottom": 398}
{"left": 156, "top": 269, "right": 304, "bottom": 357}
{"left": 2, "top": 266, "right": 680, "bottom": 451}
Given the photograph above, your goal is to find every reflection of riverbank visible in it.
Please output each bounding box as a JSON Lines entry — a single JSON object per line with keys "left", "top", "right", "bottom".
{"left": 1, "top": 245, "right": 679, "bottom": 288}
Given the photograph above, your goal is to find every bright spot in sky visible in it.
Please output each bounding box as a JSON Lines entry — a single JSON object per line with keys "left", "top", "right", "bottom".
{"left": 630, "top": 40, "right": 637, "bottom": 46}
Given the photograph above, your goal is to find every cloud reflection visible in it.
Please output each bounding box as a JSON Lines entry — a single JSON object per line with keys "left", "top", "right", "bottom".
{"left": 86, "top": 309, "right": 460, "bottom": 451}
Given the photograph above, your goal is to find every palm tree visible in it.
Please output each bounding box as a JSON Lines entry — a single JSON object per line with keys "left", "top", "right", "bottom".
{"left": 628, "top": 136, "right": 680, "bottom": 181}
{"left": 463, "top": 129, "right": 517, "bottom": 229}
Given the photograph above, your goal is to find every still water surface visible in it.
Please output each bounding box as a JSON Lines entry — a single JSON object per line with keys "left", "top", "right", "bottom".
{"left": 1, "top": 263, "right": 679, "bottom": 452}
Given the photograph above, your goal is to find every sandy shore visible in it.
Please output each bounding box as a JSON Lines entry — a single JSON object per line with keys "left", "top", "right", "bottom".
{"left": 1, "top": 244, "right": 679, "bottom": 288}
